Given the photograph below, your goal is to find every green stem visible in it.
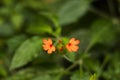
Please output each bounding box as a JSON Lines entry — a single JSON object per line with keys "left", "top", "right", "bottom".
{"left": 79, "top": 60, "right": 83, "bottom": 77}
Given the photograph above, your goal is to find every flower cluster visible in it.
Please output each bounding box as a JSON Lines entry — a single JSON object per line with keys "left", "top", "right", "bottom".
{"left": 42, "top": 38, "right": 80, "bottom": 54}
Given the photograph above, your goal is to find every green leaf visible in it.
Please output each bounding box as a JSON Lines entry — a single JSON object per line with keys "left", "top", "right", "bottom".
{"left": 91, "top": 19, "right": 116, "bottom": 43}
{"left": 32, "top": 74, "right": 61, "bottom": 80}
{"left": 23, "top": 0, "right": 45, "bottom": 9}
{"left": 32, "top": 74, "right": 51, "bottom": 80}
{"left": 71, "top": 71, "right": 90, "bottom": 80}
{"left": 39, "top": 12, "right": 61, "bottom": 36}
{"left": 84, "top": 58, "right": 101, "bottom": 74}
{"left": 0, "top": 65, "right": 7, "bottom": 77}
{"left": 10, "top": 37, "right": 42, "bottom": 70}
{"left": 0, "top": 17, "right": 4, "bottom": 25}
{"left": 5, "top": 67, "right": 62, "bottom": 80}
{"left": 4, "top": 68, "right": 35, "bottom": 80}
{"left": 0, "top": 23, "right": 14, "bottom": 37}
{"left": 58, "top": 0, "right": 92, "bottom": 25}
{"left": 3, "top": 0, "right": 13, "bottom": 6}
{"left": 11, "top": 13, "right": 24, "bottom": 31}
{"left": 86, "top": 19, "right": 114, "bottom": 52}
{"left": 27, "top": 25, "right": 52, "bottom": 34}
{"left": 0, "top": 7, "right": 11, "bottom": 15}
{"left": 90, "top": 74, "right": 97, "bottom": 80}
{"left": 6, "top": 35, "right": 27, "bottom": 54}
{"left": 26, "top": 19, "right": 52, "bottom": 35}
{"left": 40, "top": 12, "right": 60, "bottom": 28}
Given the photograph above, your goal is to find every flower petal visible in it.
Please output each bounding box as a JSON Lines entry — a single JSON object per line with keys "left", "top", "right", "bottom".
{"left": 70, "top": 38, "right": 80, "bottom": 45}
{"left": 43, "top": 39, "right": 48, "bottom": 44}
{"left": 69, "top": 38, "right": 75, "bottom": 43}
{"left": 42, "top": 45, "right": 49, "bottom": 50}
{"left": 47, "top": 49, "right": 53, "bottom": 54}
{"left": 71, "top": 45, "right": 79, "bottom": 52}
{"left": 48, "top": 38, "right": 52, "bottom": 44}
{"left": 74, "top": 40, "right": 80, "bottom": 45}
{"left": 66, "top": 44, "right": 72, "bottom": 52}
{"left": 51, "top": 46, "right": 55, "bottom": 51}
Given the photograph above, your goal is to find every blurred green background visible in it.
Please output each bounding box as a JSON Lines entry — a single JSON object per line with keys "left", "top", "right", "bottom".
{"left": 0, "top": 0, "right": 120, "bottom": 80}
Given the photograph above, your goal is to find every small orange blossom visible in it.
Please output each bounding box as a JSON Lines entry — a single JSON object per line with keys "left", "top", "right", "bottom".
{"left": 66, "top": 38, "right": 80, "bottom": 52}
{"left": 42, "top": 38, "right": 55, "bottom": 54}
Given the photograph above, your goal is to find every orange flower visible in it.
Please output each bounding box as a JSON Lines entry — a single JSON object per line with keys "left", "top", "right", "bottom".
{"left": 66, "top": 38, "right": 80, "bottom": 52}
{"left": 42, "top": 38, "right": 55, "bottom": 54}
